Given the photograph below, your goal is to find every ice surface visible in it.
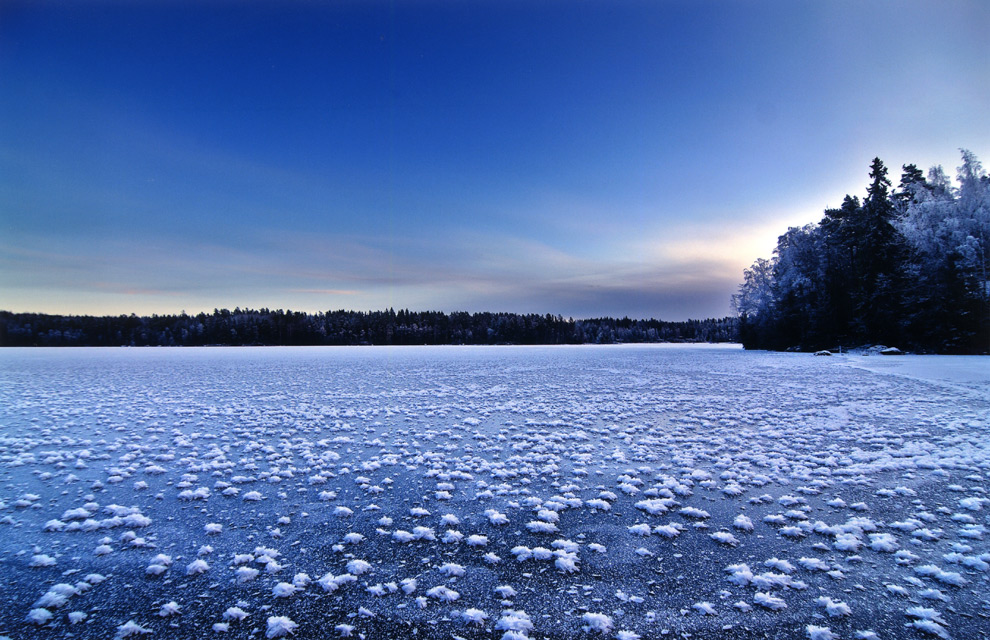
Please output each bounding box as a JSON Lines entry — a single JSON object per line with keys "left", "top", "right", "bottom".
{"left": 0, "top": 345, "right": 987, "bottom": 639}
{"left": 838, "top": 353, "right": 990, "bottom": 398}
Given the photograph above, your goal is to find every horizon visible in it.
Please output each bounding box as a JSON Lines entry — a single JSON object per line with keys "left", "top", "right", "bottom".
{"left": 2, "top": 1, "right": 988, "bottom": 321}
{"left": 0, "top": 306, "right": 737, "bottom": 323}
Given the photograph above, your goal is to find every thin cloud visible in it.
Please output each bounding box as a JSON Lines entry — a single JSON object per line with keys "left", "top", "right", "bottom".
{"left": 1, "top": 224, "right": 745, "bottom": 319}
{"left": 289, "top": 288, "right": 360, "bottom": 296}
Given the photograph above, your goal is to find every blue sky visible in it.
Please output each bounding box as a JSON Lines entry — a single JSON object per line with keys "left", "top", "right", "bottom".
{"left": 2, "top": 0, "right": 987, "bottom": 320}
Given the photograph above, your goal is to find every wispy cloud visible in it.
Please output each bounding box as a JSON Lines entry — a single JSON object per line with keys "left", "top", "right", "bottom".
{"left": 0, "top": 170, "right": 869, "bottom": 320}
{"left": 289, "top": 288, "right": 360, "bottom": 295}
{"left": 1, "top": 219, "right": 746, "bottom": 318}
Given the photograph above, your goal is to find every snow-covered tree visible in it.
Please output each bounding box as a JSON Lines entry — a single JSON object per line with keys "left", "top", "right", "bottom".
{"left": 735, "top": 150, "right": 988, "bottom": 353}
{"left": 896, "top": 149, "right": 990, "bottom": 351}
{"left": 732, "top": 258, "right": 777, "bottom": 348}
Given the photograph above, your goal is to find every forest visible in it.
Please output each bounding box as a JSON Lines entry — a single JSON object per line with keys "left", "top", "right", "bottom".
{"left": 733, "top": 149, "right": 989, "bottom": 354}
{"left": 0, "top": 308, "right": 737, "bottom": 347}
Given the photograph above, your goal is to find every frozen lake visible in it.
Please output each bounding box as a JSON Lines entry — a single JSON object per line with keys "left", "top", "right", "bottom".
{"left": 0, "top": 345, "right": 987, "bottom": 640}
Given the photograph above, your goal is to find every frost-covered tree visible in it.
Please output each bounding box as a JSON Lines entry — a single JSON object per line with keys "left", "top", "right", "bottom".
{"left": 732, "top": 257, "right": 776, "bottom": 347}
{"left": 735, "top": 150, "right": 989, "bottom": 353}
{"left": 893, "top": 164, "right": 926, "bottom": 213}
{"left": 896, "top": 149, "right": 990, "bottom": 351}
{"left": 772, "top": 224, "right": 829, "bottom": 348}
{"left": 732, "top": 258, "right": 774, "bottom": 318}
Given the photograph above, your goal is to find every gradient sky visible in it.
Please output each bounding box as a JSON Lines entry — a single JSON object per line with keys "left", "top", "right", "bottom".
{"left": 2, "top": 0, "right": 988, "bottom": 320}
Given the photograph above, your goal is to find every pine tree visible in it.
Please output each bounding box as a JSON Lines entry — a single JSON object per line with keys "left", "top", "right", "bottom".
{"left": 819, "top": 195, "right": 861, "bottom": 347}
{"left": 894, "top": 163, "right": 927, "bottom": 213}
{"left": 856, "top": 157, "right": 905, "bottom": 344}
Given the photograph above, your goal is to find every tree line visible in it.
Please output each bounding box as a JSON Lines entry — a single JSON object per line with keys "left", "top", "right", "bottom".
{"left": 733, "top": 150, "right": 989, "bottom": 354}
{"left": 0, "top": 308, "right": 738, "bottom": 347}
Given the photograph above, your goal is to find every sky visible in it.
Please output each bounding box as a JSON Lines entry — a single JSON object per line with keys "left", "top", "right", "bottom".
{"left": 1, "top": 0, "right": 988, "bottom": 321}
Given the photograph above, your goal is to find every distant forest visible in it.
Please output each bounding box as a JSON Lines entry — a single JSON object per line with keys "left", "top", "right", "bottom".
{"left": 733, "top": 150, "right": 990, "bottom": 354}
{"left": 0, "top": 309, "right": 738, "bottom": 347}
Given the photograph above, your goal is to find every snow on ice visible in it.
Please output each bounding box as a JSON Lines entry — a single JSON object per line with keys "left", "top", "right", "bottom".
{"left": 0, "top": 344, "right": 987, "bottom": 638}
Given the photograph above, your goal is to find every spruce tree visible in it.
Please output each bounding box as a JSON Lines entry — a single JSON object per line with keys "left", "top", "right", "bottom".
{"left": 857, "top": 158, "right": 905, "bottom": 344}
{"left": 894, "top": 164, "right": 927, "bottom": 213}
